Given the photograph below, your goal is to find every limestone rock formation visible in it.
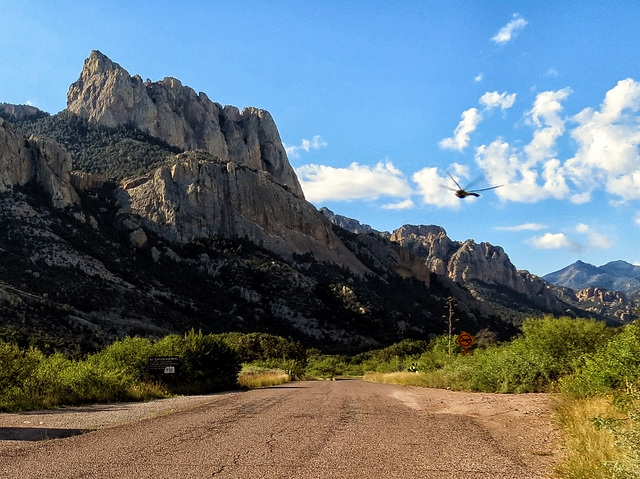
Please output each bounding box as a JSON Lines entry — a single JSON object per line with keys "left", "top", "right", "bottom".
{"left": 0, "top": 103, "right": 48, "bottom": 121}
{"left": 115, "top": 152, "right": 368, "bottom": 274}
{"left": 389, "top": 224, "right": 565, "bottom": 311}
{"left": 67, "top": 50, "right": 303, "bottom": 197}
{"left": 0, "top": 118, "right": 79, "bottom": 208}
{"left": 572, "top": 286, "right": 634, "bottom": 323}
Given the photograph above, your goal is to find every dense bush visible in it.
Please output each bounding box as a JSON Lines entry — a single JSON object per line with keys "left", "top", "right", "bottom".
{"left": 90, "top": 336, "right": 157, "bottom": 384}
{"left": 0, "top": 330, "right": 245, "bottom": 411}
{"left": 154, "top": 330, "right": 241, "bottom": 393}
{"left": 561, "top": 322, "right": 640, "bottom": 398}
{"left": 220, "top": 332, "right": 307, "bottom": 378}
{"left": 461, "top": 316, "right": 613, "bottom": 393}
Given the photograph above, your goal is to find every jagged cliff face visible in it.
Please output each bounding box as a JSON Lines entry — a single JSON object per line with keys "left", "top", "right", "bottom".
{"left": 67, "top": 50, "right": 303, "bottom": 198}
{"left": 115, "top": 152, "right": 369, "bottom": 274}
{"left": 0, "top": 119, "right": 79, "bottom": 208}
{"left": 389, "top": 224, "right": 568, "bottom": 313}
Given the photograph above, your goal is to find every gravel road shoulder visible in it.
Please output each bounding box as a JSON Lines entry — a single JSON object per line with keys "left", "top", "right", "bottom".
{"left": 0, "top": 392, "right": 239, "bottom": 450}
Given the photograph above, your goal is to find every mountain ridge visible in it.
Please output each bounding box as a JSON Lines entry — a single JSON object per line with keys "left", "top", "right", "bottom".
{"left": 544, "top": 260, "right": 640, "bottom": 294}
{"left": 0, "top": 51, "right": 636, "bottom": 352}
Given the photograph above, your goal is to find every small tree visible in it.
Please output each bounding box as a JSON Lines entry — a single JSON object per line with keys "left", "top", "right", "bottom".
{"left": 444, "top": 297, "right": 459, "bottom": 358}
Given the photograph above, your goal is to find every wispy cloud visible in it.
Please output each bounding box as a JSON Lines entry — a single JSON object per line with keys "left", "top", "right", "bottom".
{"left": 284, "top": 135, "right": 328, "bottom": 159}
{"left": 474, "top": 73, "right": 484, "bottom": 83}
{"left": 439, "top": 108, "right": 482, "bottom": 151}
{"left": 575, "top": 223, "right": 613, "bottom": 249}
{"left": 495, "top": 223, "right": 547, "bottom": 231}
{"left": 492, "top": 13, "right": 528, "bottom": 45}
{"left": 295, "top": 160, "right": 411, "bottom": 203}
{"left": 382, "top": 199, "right": 415, "bottom": 210}
{"left": 440, "top": 91, "right": 517, "bottom": 152}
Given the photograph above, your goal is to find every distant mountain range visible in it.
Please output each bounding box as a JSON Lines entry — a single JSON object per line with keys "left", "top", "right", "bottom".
{"left": 544, "top": 260, "right": 640, "bottom": 294}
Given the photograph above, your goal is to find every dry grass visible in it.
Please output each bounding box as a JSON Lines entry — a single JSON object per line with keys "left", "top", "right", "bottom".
{"left": 363, "top": 370, "right": 466, "bottom": 390}
{"left": 553, "top": 396, "right": 627, "bottom": 479}
{"left": 237, "top": 367, "right": 291, "bottom": 389}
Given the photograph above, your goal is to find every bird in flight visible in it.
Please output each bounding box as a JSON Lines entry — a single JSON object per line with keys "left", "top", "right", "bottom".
{"left": 447, "top": 173, "right": 503, "bottom": 199}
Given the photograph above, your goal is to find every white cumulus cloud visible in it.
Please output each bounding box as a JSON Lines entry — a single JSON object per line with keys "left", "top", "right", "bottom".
{"left": 528, "top": 232, "right": 581, "bottom": 252}
{"left": 412, "top": 166, "right": 465, "bottom": 208}
{"left": 295, "top": 160, "right": 411, "bottom": 203}
{"left": 479, "top": 91, "right": 517, "bottom": 111}
{"left": 492, "top": 13, "right": 528, "bottom": 45}
{"left": 566, "top": 78, "right": 640, "bottom": 200}
{"left": 440, "top": 91, "right": 517, "bottom": 152}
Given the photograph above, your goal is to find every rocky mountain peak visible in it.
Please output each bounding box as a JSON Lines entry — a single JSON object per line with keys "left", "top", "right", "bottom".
{"left": 67, "top": 51, "right": 303, "bottom": 197}
{"left": 82, "top": 49, "right": 120, "bottom": 75}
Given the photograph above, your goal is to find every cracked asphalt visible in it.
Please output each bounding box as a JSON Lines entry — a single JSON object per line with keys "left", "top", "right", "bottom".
{"left": 0, "top": 380, "right": 561, "bottom": 478}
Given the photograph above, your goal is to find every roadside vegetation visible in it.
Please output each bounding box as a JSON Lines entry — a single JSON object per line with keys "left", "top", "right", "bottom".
{"left": 355, "top": 316, "right": 640, "bottom": 479}
{"left": 1, "top": 316, "right": 639, "bottom": 477}
{"left": 0, "top": 330, "right": 304, "bottom": 412}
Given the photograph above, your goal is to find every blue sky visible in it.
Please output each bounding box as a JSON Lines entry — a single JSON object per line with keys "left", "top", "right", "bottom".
{"left": 2, "top": 1, "right": 640, "bottom": 276}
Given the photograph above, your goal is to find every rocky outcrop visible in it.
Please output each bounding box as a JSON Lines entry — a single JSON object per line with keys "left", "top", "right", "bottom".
{"left": 0, "top": 103, "right": 48, "bottom": 121}
{"left": 389, "top": 224, "right": 565, "bottom": 311}
{"left": 67, "top": 50, "right": 303, "bottom": 198}
{"left": 575, "top": 286, "right": 628, "bottom": 306}
{"left": 115, "top": 152, "right": 369, "bottom": 274}
{"left": 0, "top": 118, "right": 79, "bottom": 208}
{"left": 571, "top": 286, "right": 634, "bottom": 323}
{"left": 390, "top": 225, "right": 459, "bottom": 276}
{"left": 320, "top": 207, "right": 381, "bottom": 235}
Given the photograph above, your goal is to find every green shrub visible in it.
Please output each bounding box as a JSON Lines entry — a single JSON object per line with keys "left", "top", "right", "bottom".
{"left": 0, "top": 340, "right": 42, "bottom": 398}
{"left": 461, "top": 316, "right": 611, "bottom": 393}
{"left": 220, "top": 332, "right": 307, "bottom": 378}
{"left": 90, "top": 336, "right": 156, "bottom": 384}
{"left": 416, "top": 335, "right": 462, "bottom": 372}
{"left": 562, "top": 322, "right": 640, "bottom": 398}
{"left": 155, "top": 330, "right": 240, "bottom": 393}
{"left": 305, "top": 356, "right": 347, "bottom": 379}
{"left": 408, "top": 317, "right": 613, "bottom": 394}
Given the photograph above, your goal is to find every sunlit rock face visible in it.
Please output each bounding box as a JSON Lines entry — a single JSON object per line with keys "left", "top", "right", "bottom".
{"left": 67, "top": 50, "right": 303, "bottom": 198}
{"left": 0, "top": 118, "right": 79, "bottom": 208}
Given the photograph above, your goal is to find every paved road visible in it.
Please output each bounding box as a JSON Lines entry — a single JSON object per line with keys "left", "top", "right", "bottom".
{"left": 0, "top": 380, "right": 558, "bottom": 478}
